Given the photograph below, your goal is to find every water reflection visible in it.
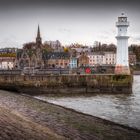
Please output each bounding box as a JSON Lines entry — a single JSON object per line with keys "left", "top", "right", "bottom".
{"left": 35, "top": 76, "right": 140, "bottom": 129}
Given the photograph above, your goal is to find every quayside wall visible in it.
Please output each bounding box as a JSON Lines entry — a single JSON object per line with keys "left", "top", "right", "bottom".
{"left": 0, "top": 74, "right": 133, "bottom": 94}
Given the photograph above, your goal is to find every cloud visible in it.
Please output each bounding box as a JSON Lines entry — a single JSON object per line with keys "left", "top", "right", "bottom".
{"left": 129, "top": 34, "right": 140, "bottom": 44}
{"left": 58, "top": 28, "right": 71, "bottom": 33}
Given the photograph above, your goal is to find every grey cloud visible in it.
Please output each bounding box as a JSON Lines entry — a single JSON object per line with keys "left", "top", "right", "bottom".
{"left": 0, "top": 0, "right": 139, "bottom": 46}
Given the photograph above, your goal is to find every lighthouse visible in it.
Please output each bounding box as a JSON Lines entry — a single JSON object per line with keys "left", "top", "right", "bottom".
{"left": 115, "top": 13, "right": 130, "bottom": 74}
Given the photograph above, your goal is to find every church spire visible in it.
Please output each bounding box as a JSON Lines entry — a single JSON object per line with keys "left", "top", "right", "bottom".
{"left": 37, "top": 25, "right": 41, "bottom": 38}
{"left": 36, "top": 24, "right": 42, "bottom": 45}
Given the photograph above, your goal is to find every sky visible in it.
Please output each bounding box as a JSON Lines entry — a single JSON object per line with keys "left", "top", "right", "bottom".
{"left": 0, "top": 0, "right": 140, "bottom": 47}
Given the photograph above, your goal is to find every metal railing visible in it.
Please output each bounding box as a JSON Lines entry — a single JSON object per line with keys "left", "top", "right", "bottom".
{"left": 0, "top": 70, "right": 22, "bottom": 75}
{"left": 0, "top": 66, "right": 115, "bottom": 75}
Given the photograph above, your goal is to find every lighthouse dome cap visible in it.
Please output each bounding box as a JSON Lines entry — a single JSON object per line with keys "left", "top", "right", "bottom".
{"left": 120, "top": 12, "right": 127, "bottom": 17}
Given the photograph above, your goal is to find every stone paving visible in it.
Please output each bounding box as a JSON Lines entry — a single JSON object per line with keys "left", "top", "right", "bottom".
{"left": 0, "top": 90, "right": 140, "bottom": 140}
{"left": 0, "top": 107, "right": 64, "bottom": 140}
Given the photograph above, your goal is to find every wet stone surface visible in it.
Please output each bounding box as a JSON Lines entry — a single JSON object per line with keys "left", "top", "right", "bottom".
{"left": 0, "top": 107, "right": 63, "bottom": 140}
{"left": 0, "top": 90, "right": 140, "bottom": 140}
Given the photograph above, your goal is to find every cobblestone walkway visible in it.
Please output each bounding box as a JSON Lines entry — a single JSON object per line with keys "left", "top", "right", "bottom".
{"left": 0, "top": 107, "right": 64, "bottom": 140}
{"left": 0, "top": 90, "right": 140, "bottom": 140}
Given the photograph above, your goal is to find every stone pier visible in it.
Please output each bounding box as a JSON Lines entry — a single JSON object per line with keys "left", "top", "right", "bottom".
{"left": 0, "top": 74, "right": 133, "bottom": 94}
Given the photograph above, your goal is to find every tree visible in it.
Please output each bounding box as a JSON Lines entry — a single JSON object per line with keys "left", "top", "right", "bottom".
{"left": 43, "top": 44, "right": 54, "bottom": 53}
{"left": 63, "top": 47, "right": 69, "bottom": 52}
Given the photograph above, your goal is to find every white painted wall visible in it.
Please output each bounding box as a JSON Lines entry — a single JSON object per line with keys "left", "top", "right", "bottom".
{"left": 116, "top": 15, "right": 129, "bottom": 67}
{"left": 0, "top": 61, "right": 14, "bottom": 70}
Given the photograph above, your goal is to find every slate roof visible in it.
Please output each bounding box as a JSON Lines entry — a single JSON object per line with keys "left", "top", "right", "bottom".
{"left": 43, "top": 52, "right": 70, "bottom": 60}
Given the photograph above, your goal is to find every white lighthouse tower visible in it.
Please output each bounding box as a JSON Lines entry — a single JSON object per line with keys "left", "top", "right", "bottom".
{"left": 115, "top": 13, "right": 130, "bottom": 74}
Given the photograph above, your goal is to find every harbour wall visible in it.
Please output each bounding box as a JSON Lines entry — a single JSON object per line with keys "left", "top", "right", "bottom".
{"left": 0, "top": 74, "right": 133, "bottom": 94}
{"left": 133, "top": 71, "right": 140, "bottom": 75}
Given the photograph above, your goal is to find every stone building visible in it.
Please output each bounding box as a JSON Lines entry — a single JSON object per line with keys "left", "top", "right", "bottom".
{"left": 129, "top": 53, "right": 136, "bottom": 66}
{"left": 16, "top": 25, "right": 44, "bottom": 69}
{"left": 43, "top": 52, "right": 70, "bottom": 68}
{"left": 44, "top": 40, "right": 63, "bottom": 52}
{"left": 78, "top": 52, "right": 89, "bottom": 67}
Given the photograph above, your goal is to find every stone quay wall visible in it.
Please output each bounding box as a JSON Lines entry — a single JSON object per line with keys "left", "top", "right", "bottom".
{"left": 0, "top": 74, "right": 133, "bottom": 94}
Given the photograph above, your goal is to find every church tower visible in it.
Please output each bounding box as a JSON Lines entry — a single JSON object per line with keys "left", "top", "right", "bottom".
{"left": 36, "top": 25, "right": 42, "bottom": 46}
{"left": 35, "top": 25, "right": 43, "bottom": 68}
{"left": 115, "top": 13, "right": 130, "bottom": 74}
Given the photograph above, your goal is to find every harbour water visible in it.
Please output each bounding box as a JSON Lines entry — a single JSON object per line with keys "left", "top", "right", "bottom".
{"left": 35, "top": 75, "right": 140, "bottom": 129}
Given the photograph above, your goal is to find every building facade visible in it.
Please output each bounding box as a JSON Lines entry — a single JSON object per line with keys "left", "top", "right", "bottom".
{"left": 44, "top": 40, "right": 63, "bottom": 52}
{"left": 0, "top": 48, "right": 17, "bottom": 70}
{"left": 88, "top": 52, "right": 116, "bottom": 66}
{"left": 69, "top": 57, "right": 78, "bottom": 69}
{"left": 78, "top": 52, "right": 89, "bottom": 67}
{"left": 104, "top": 52, "right": 116, "bottom": 65}
{"left": 129, "top": 53, "right": 136, "bottom": 66}
{"left": 43, "top": 52, "right": 70, "bottom": 68}
{"left": 0, "top": 57, "right": 15, "bottom": 70}
{"left": 16, "top": 25, "right": 44, "bottom": 69}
